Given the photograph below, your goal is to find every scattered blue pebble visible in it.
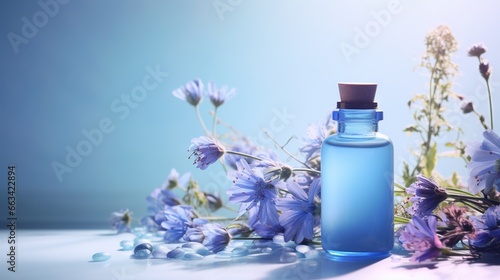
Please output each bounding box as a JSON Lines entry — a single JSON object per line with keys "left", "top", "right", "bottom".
{"left": 183, "top": 252, "right": 204, "bottom": 260}
{"left": 167, "top": 248, "right": 185, "bottom": 259}
{"left": 92, "top": 252, "right": 111, "bottom": 262}
{"left": 231, "top": 246, "right": 249, "bottom": 257}
{"left": 134, "top": 243, "right": 153, "bottom": 259}
{"left": 295, "top": 245, "right": 312, "bottom": 254}
{"left": 152, "top": 247, "right": 170, "bottom": 259}
{"left": 182, "top": 242, "right": 210, "bottom": 256}
{"left": 280, "top": 252, "right": 298, "bottom": 263}
{"left": 134, "top": 249, "right": 151, "bottom": 259}
{"left": 120, "top": 240, "right": 134, "bottom": 251}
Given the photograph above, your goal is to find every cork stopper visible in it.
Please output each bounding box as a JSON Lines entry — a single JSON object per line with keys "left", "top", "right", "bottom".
{"left": 337, "top": 83, "right": 378, "bottom": 109}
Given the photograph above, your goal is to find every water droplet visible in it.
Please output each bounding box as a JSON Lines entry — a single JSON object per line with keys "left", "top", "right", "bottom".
{"left": 216, "top": 251, "right": 232, "bottom": 258}
{"left": 134, "top": 243, "right": 153, "bottom": 259}
{"left": 92, "top": 252, "right": 111, "bottom": 262}
{"left": 119, "top": 240, "right": 134, "bottom": 251}
{"left": 272, "top": 235, "right": 285, "bottom": 244}
{"left": 231, "top": 246, "right": 249, "bottom": 257}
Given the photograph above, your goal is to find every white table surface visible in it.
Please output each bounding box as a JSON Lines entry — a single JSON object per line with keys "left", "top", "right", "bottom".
{"left": 0, "top": 230, "right": 498, "bottom": 280}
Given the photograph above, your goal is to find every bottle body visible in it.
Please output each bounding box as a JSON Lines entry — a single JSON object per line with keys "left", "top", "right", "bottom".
{"left": 321, "top": 109, "right": 394, "bottom": 259}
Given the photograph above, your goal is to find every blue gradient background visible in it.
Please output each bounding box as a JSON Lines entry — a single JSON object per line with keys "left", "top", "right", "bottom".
{"left": 1, "top": 0, "right": 499, "bottom": 228}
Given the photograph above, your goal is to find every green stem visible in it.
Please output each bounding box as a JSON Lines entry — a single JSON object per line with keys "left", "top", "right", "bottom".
{"left": 263, "top": 130, "right": 312, "bottom": 169}
{"left": 225, "top": 150, "right": 264, "bottom": 162}
{"left": 292, "top": 168, "right": 321, "bottom": 175}
{"left": 212, "top": 107, "right": 218, "bottom": 138}
{"left": 195, "top": 105, "right": 211, "bottom": 136}
{"left": 486, "top": 79, "right": 494, "bottom": 130}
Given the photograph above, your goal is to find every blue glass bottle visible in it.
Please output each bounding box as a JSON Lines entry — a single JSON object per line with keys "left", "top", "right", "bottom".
{"left": 321, "top": 83, "right": 393, "bottom": 260}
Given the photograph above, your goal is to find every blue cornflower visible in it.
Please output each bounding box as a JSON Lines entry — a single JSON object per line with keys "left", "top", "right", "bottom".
{"left": 466, "top": 130, "right": 500, "bottom": 194}
{"left": 471, "top": 206, "right": 500, "bottom": 250}
{"left": 146, "top": 188, "right": 181, "bottom": 215}
{"left": 110, "top": 209, "right": 132, "bottom": 233}
{"left": 172, "top": 79, "right": 204, "bottom": 106}
{"left": 189, "top": 136, "right": 225, "bottom": 170}
{"left": 165, "top": 168, "right": 191, "bottom": 189}
{"left": 399, "top": 215, "right": 445, "bottom": 262}
{"left": 206, "top": 81, "right": 235, "bottom": 108}
{"left": 276, "top": 179, "right": 321, "bottom": 243}
{"left": 185, "top": 222, "right": 231, "bottom": 253}
{"left": 246, "top": 207, "right": 284, "bottom": 238}
{"left": 300, "top": 117, "right": 335, "bottom": 163}
{"left": 227, "top": 159, "right": 282, "bottom": 227}
{"left": 406, "top": 175, "right": 447, "bottom": 217}
{"left": 160, "top": 205, "right": 197, "bottom": 243}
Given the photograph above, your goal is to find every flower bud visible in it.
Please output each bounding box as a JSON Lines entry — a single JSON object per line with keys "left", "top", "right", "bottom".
{"left": 479, "top": 59, "right": 492, "bottom": 81}
{"left": 460, "top": 101, "right": 474, "bottom": 114}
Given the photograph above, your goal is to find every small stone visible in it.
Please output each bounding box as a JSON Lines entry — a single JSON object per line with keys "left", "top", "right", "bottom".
{"left": 280, "top": 252, "right": 298, "bottom": 263}
{"left": 134, "top": 243, "right": 153, "bottom": 259}
{"left": 295, "top": 245, "right": 312, "bottom": 254}
{"left": 167, "top": 248, "right": 185, "bottom": 259}
{"left": 120, "top": 240, "right": 134, "bottom": 251}
{"left": 152, "top": 246, "right": 170, "bottom": 259}
{"left": 231, "top": 246, "right": 249, "bottom": 257}
{"left": 183, "top": 252, "right": 204, "bottom": 260}
{"left": 182, "top": 242, "right": 211, "bottom": 256}
{"left": 92, "top": 252, "right": 111, "bottom": 262}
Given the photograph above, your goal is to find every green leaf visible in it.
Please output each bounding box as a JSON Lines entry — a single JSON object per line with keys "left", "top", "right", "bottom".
{"left": 403, "top": 125, "right": 421, "bottom": 133}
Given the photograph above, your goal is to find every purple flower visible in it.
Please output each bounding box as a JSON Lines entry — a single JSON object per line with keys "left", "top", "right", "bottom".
{"left": 466, "top": 130, "right": 500, "bottom": 194}
{"left": 399, "top": 216, "right": 445, "bottom": 262}
{"left": 164, "top": 168, "right": 191, "bottom": 189}
{"left": 300, "top": 117, "right": 335, "bottom": 163}
{"left": 160, "top": 205, "right": 197, "bottom": 243}
{"left": 227, "top": 159, "right": 283, "bottom": 227}
{"left": 479, "top": 59, "right": 492, "bottom": 81}
{"left": 172, "top": 79, "right": 203, "bottom": 106}
{"left": 146, "top": 188, "right": 181, "bottom": 215}
{"left": 206, "top": 81, "right": 235, "bottom": 108}
{"left": 468, "top": 44, "right": 486, "bottom": 58}
{"left": 246, "top": 206, "right": 284, "bottom": 238}
{"left": 186, "top": 222, "right": 231, "bottom": 253}
{"left": 460, "top": 100, "right": 474, "bottom": 114}
{"left": 276, "top": 179, "right": 321, "bottom": 243}
{"left": 406, "top": 175, "right": 448, "bottom": 217}
{"left": 438, "top": 204, "right": 475, "bottom": 247}
{"left": 110, "top": 209, "right": 132, "bottom": 233}
{"left": 189, "top": 136, "right": 225, "bottom": 170}
{"left": 471, "top": 206, "right": 500, "bottom": 250}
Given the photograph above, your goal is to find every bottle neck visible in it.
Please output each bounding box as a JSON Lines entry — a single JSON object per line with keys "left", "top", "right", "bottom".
{"left": 332, "top": 109, "right": 383, "bottom": 137}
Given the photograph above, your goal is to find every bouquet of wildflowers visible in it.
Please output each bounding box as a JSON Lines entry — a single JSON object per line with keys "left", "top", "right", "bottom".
{"left": 110, "top": 25, "right": 500, "bottom": 263}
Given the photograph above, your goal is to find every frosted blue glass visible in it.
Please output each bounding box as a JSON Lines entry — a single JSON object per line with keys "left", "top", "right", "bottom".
{"left": 321, "top": 109, "right": 394, "bottom": 260}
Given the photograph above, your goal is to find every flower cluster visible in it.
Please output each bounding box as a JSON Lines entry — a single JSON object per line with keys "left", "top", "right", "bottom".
{"left": 398, "top": 35, "right": 500, "bottom": 262}
{"left": 107, "top": 28, "right": 499, "bottom": 265}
